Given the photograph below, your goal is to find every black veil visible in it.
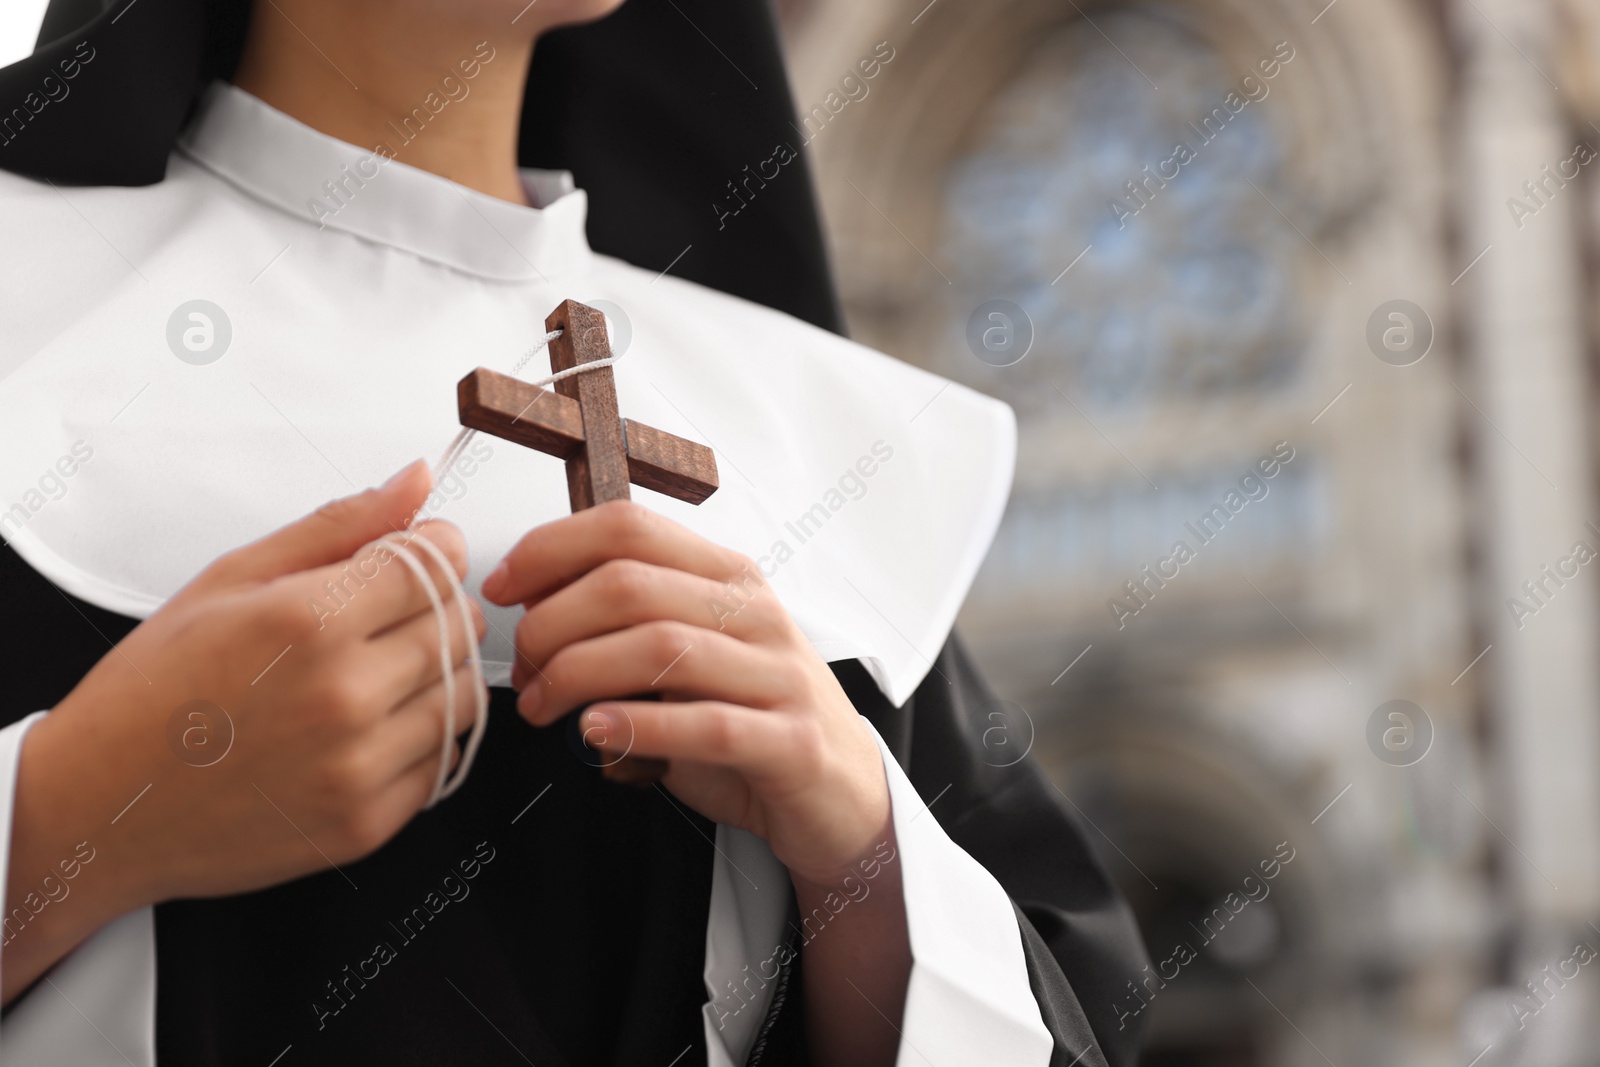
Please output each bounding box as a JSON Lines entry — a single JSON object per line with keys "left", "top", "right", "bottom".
{"left": 0, "top": 0, "right": 844, "bottom": 333}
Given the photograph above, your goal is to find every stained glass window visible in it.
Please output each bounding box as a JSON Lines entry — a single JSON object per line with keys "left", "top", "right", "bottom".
{"left": 940, "top": 7, "right": 1309, "bottom": 411}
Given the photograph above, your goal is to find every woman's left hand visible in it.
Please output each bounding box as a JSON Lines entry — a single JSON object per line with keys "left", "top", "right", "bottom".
{"left": 481, "top": 500, "right": 892, "bottom": 886}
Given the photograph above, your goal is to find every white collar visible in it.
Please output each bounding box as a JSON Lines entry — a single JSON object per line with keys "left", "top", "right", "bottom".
{"left": 0, "top": 83, "right": 1015, "bottom": 708}
{"left": 177, "top": 81, "right": 594, "bottom": 284}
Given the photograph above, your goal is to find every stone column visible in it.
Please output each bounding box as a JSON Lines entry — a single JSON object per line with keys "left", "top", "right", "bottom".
{"left": 1458, "top": 0, "right": 1600, "bottom": 1061}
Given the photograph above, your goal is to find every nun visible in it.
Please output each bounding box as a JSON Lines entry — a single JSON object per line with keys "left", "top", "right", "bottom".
{"left": 0, "top": 1, "right": 1150, "bottom": 1064}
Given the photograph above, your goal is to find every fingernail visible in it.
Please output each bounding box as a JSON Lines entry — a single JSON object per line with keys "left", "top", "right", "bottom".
{"left": 518, "top": 682, "right": 544, "bottom": 720}
{"left": 482, "top": 559, "right": 510, "bottom": 600}
{"left": 383, "top": 459, "right": 425, "bottom": 490}
{"left": 583, "top": 707, "right": 617, "bottom": 742}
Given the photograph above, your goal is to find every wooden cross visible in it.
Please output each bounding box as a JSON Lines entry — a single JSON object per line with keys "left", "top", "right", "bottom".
{"left": 455, "top": 299, "right": 718, "bottom": 784}
{"left": 456, "top": 299, "right": 719, "bottom": 512}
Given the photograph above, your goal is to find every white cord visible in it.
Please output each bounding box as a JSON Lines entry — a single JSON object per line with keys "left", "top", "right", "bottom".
{"left": 403, "top": 531, "right": 488, "bottom": 803}
{"left": 374, "top": 533, "right": 465, "bottom": 807}
{"left": 395, "top": 323, "right": 625, "bottom": 806}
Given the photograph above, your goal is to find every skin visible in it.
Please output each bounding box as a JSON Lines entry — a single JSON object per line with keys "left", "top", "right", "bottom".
{"left": 5, "top": 463, "right": 485, "bottom": 999}
{"left": 229, "top": 0, "right": 602, "bottom": 205}
{"left": 7, "top": 3, "right": 912, "bottom": 1064}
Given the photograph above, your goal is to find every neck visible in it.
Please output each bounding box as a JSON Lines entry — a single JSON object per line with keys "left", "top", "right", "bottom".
{"left": 231, "top": 3, "right": 538, "bottom": 204}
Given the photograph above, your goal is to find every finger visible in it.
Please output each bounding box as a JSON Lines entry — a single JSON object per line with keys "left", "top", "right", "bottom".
{"left": 520, "top": 622, "right": 792, "bottom": 725}
{"left": 198, "top": 461, "right": 433, "bottom": 590}
{"left": 581, "top": 700, "right": 796, "bottom": 778}
{"left": 360, "top": 594, "right": 486, "bottom": 708}
{"left": 482, "top": 500, "right": 753, "bottom": 607}
{"left": 367, "top": 743, "right": 462, "bottom": 845}
{"left": 600, "top": 755, "right": 671, "bottom": 786}
{"left": 367, "top": 662, "right": 486, "bottom": 774}
{"left": 513, "top": 559, "right": 782, "bottom": 674}
{"left": 296, "top": 521, "right": 470, "bottom": 640}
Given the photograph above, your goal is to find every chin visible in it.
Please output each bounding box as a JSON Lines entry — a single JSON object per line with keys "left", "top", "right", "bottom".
{"left": 478, "top": 0, "right": 630, "bottom": 30}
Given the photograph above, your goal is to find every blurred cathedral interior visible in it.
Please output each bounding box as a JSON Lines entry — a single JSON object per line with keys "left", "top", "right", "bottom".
{"left": 776, "top": 0, "right": 1600, "bottom": 1064}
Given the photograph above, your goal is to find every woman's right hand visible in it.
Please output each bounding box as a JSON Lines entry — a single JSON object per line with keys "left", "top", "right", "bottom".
{"left": 1, "top": 461, "right": 485, "bottom": 1003}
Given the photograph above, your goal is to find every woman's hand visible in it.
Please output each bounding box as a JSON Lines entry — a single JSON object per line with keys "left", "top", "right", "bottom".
{"left": 483, "top": 500, "right": 891, "bottom": 886}
{"left": 486, "top": 501, "right": 911, "bottom": 1065}
{"left": 3, "top": 462, "right": 485, "bottom": 1003}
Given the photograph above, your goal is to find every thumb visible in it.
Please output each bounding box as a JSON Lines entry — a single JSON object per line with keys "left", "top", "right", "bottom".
{"left": 202, "top": 460, "right": 434, "bottom": 588}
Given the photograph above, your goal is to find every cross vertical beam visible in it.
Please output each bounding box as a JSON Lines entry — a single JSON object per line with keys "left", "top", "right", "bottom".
{"left": 547, "top": 300, "right": 631, "bottom": 510}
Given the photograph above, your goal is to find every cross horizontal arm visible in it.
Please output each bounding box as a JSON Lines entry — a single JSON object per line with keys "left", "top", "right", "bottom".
{"left": 458, "top": 367, "right": 584, "bottom": 458}
{"left": 624, "top": 420, "right": 718, "bottom": 504}
{"left": 457, "top": 368, "right": 720, "bottom": 505}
